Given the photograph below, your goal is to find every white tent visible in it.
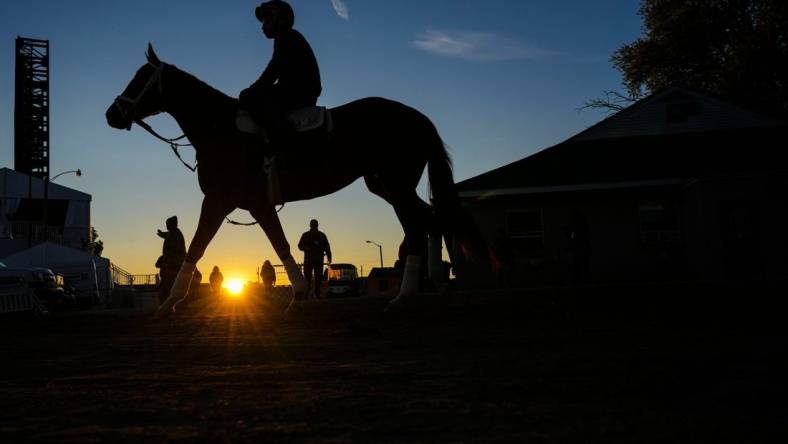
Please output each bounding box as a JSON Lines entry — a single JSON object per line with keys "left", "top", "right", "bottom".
{"left": 1, "top": 242, "right": 112, "bottom": 302}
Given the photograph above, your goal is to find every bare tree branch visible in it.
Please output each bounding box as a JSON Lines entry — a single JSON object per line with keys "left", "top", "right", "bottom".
{"left": 580, "top": 90, "right": 639, "bottom": 115}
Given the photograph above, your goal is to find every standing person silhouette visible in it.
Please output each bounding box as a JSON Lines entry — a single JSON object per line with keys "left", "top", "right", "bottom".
{"left": 209, "top": 266, "right": 224, "bottom": 296}
{"left": 298, "top": 219, "right": 331, "bottom": 299}
{"left": 261, "top": 259, "right": 276, "bottom": 294}
{"left": 157, "top": 216, "right": 186, "bottom": 304}
{"left": 239, "top": 0, "right": 321, "bottom": 145}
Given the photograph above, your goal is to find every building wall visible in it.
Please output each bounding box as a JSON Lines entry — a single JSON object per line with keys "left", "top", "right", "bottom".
{"left": 685, "top": 172, "right": 788, "bottom": 282}
{"left": 464, "top": 174, "right": 788, "bottom": 287}
{"left": 464, "top": 186, "right": 691, "bottom": 287}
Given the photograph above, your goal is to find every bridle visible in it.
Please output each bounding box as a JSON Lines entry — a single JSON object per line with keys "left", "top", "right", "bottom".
{"left": 113, "top": 59, "right": 278, "bottom": 224}
{"left": 113, "top": 62, "right": 197, "bottom": 172}
{"left": 113, "top": 62, "right": 163, "bottom": 124}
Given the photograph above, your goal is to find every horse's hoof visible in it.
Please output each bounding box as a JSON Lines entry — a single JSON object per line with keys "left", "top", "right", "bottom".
{"left": 285, "top": 298, "right": 303, "bottom": 315}
{"left": 384, "top": 295, "right": 407, "bottom": 313}
{"left": 152, "top": 310, "right": 170, "bottom": 321}
{"left": 152, "top": 304, "right": 178, "bottom": 320}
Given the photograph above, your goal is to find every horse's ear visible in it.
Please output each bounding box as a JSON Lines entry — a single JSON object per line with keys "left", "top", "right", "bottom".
{"left": 146, "top": 43, "right": 161, "bottom": 66}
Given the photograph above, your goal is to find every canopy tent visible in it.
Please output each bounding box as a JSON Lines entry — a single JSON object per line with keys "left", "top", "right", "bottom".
{"left": 1, "top": 242, "right": 111, "bottom": 302}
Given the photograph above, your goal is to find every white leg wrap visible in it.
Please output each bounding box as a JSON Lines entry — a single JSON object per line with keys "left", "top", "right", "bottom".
{"left": 283, "top": 255, "right": 307, "bottom": 294}
{"left": 427, "top": 235, "right": 443, "bottom": 283}
{"left": 157, "top": 261, "right": 195, "bottom": 315}
{"left": 387, "top": 256, "right": 422, "bottom": 310}
{"left": 399, "top": 255, "right": 422, "bottom": 296}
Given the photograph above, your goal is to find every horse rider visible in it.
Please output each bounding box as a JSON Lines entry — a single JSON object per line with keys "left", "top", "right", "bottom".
{"left": 239, "top": 0, "right": 322, "bottom": 145}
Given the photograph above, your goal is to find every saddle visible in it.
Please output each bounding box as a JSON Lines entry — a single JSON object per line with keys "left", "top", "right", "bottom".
{"left": 235, "top": 106, "right": 333, "bottom": 138}
{"left": 236, "top": 106, "right": 333, "bottom": 207}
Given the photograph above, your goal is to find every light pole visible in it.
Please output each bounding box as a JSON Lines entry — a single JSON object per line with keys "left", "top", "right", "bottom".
{"left": 366, "top": 240, "right": 383, "bottom": 268}
{"left": 44, "top": 169, "right": 81, "bottom": 243}
{"left": 50, "top": 169, "right": 82, "bottom": 183}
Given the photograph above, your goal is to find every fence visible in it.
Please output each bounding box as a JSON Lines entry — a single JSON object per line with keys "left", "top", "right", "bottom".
{"left": 129, "top": 274, "right": 160, "bottom": 287}
{"left": 7, "top": 222, "right": 63, "bottom": 244}
{"left": 112, "top": 264, "right": 134, "bottom": 286}
{"left": 0, "top": 281, "right": 47, "bottom": 316}
{"left": 112, "top": 264, "right": 159, "bottom": 290}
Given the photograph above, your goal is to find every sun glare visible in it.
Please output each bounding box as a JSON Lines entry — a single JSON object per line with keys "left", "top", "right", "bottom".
{"left": 225, "top": 278, "right": 245, "bottom": 296}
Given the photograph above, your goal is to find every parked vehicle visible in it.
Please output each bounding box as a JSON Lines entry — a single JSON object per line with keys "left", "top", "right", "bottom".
{"left": 0, "top": 261, "right": 75, "bottom": 311}
{"left": 323, "top": 263, "right": 360, "bottom": 298}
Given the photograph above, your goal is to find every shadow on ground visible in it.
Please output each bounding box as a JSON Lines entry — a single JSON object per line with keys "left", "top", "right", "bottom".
{"left": 1, "top": 282, "right": 787, "bottom": 443}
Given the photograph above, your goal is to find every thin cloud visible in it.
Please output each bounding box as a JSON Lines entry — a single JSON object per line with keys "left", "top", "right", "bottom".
{"left": 331, "top": 0, "right": 349, "bottom": 20}
{"left": 412, "top": 29, "right": 557, "bottom": 62}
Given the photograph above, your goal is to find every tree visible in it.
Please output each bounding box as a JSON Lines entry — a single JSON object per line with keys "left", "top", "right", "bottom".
{"left": 87, "top": 227, "right": 104, "bottom": 257}
{"left": 590, "top": 0, "right": 788, "bottom": 116}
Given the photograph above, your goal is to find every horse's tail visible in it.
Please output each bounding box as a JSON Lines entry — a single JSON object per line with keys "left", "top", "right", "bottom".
{"left": 425, "top": 122, "right": 493, "bottom": 287}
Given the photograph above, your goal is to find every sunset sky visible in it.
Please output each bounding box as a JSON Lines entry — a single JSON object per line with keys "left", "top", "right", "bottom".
{"left": 0, "top": 0, "right": 642, "bottom": 283}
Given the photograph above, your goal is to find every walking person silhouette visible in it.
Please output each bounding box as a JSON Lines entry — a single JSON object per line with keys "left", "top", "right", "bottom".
{"left": 298, "top": 219, "right": 331, "bottom": 299}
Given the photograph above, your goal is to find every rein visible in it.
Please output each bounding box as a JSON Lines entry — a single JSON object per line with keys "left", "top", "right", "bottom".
{"left": 114, "top": 61, "right": 197, "bottom": 172}
{"left": 134, "top": 118, "right": 197, "bottom": 172}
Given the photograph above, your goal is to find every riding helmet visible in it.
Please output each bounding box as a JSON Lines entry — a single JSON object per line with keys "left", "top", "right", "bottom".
{"left": 255, "top": 1, "right": 295, "bottom": 29}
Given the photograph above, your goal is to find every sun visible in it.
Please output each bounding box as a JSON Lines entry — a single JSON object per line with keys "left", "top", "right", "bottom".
{"left": 224, "top": 278, "right": 245, "bottom": 296}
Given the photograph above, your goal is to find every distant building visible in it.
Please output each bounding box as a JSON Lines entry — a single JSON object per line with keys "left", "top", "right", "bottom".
{"left": 0, "top": 167, "right": 91, "bottom": 258}
{"left": 365, "top": 267, "right": 401, "bottom": 298}
{"left": 456, "top": 87, "right": 788, "bottom": 286}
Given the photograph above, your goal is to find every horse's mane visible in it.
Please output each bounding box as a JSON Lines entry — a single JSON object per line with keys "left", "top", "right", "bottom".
{"left": 166, "top": 63, "right": 238, "bottom": 115}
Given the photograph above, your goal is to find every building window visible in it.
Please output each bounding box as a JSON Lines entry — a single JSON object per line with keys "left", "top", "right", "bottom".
{"left": 506, "top": 210, "right": 544, "bottom": 250}
{"left": 639, "top": 202, "right": 680, "bottom": 243}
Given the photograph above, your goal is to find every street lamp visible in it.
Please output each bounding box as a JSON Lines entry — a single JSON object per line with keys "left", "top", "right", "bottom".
{"left": 366, "top": 240, "right": 383, "bottom": 268}
{"left": 50, "top": 169, "right": 82, "bottom": 182}
{"left": 43, "top": 169, "right": 82, "bottom": 243}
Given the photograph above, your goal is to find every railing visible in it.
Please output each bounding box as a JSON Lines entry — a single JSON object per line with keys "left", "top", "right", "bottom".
{"left": 111, "top": 264, "right": 134, "bottom": 286}
{"left": 112, "top": 264, "right": 159, "bottom": 289}
{"left": 130, "top": 274, "right": 160, "bottom": 287}
{"left": 6, "top": 222, "right": 63, "bottom": 244}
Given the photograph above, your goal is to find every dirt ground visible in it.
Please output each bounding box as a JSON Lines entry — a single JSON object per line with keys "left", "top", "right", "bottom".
{"left": 1, "top": 283, "right": 787, "bottom": 443}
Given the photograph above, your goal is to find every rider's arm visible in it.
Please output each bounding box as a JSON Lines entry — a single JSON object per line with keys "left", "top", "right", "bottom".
{"left": 251, "top": 38, "right": 283, "bottom": 90}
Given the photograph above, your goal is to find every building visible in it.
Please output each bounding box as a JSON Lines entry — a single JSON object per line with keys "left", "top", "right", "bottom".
{"left": 0, "top": 167, "right": 91, "bottom": 258}
{"left": 456, "top": 87, "right": 788, "bottom": 286}
{"left": 365, "top": 267, "right": 402, "bottom": 298}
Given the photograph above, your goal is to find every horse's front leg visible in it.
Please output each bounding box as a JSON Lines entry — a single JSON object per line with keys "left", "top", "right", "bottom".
{"left": 156, "top": 196, "right": 233, "bottom": 317}
{"left": 249, "top": 203, "right": 307, "bottom": 299}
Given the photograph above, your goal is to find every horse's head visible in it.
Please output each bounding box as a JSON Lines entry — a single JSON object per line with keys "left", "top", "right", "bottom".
{"left": 106, "top": 44, "right": 166, "bottom": 130}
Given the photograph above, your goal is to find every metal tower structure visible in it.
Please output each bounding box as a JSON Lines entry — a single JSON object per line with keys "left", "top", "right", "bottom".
{"left": 14, "top": 37, "right": 50, "bottom": 180}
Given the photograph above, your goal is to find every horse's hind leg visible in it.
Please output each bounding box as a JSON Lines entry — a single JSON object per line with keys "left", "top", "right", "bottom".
{"left": 249, "top": 203, "right": 307, "bottom": 301}
{"left": 364, "top": 174, "right": 435, "bottom": 307}
{"left": 365, "top": 175, "right": 445, "bottom": 289}
{"left": 156, "top": 196, "right": 233, "bottom": 318}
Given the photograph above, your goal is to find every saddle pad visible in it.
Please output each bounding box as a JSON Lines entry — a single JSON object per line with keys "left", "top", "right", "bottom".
{"left": 287, "top": 106, "right": 328, "bottom": 132}
{"left": 236, "top": 106, "right": 331, "bottom": 134}
{"left": 236, "top": 109, "right": 266, "bottom": 136}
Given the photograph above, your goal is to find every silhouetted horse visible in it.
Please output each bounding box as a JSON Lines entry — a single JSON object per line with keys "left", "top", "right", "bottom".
{"left": 106, "top": 45, "right": 489, "bottom": 316}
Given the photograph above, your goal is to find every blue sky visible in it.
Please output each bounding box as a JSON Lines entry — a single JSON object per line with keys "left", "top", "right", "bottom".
{"left": 0, "top": 0, "right": 642, "bottom": 280}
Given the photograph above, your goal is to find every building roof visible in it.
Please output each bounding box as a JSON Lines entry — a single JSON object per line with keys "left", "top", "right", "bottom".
{"left": 456, "top": 87, "right": 788, "bottom": 196}
{"left": 1, "top": 242, "right": 109, "bottom": 267}
{"left": 0, "top": 167, "right": 91, "bottom": 201}
{"left": 367, "top": 267, "right": 401, "bottom": 279}
{"left": 570, "top": 86, "right": 785, "bottom": 142}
